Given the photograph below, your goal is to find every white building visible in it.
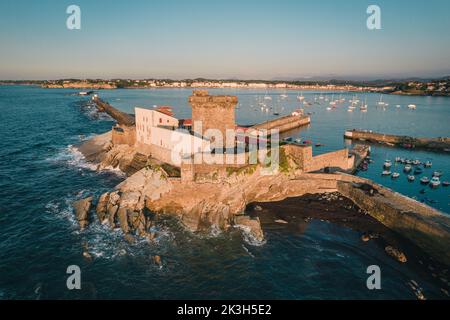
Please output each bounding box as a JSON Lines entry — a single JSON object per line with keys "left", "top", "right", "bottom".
{"left": 135, "top": 107, "right": 211, "bottom": 165}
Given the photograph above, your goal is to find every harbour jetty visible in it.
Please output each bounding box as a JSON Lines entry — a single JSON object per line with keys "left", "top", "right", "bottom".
{"left": 92, "top": 96, "right": 135, "bottom": 126}
{"left": 250, "top": 113, "right": 310, "bottom": 134}
{"left": 344, "top": 129, "right": 450, "bottom": 152}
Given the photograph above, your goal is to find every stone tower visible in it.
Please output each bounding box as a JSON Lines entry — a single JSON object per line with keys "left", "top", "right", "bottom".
{"left": 189, "top": 90, "right": 238, "bottom": 141}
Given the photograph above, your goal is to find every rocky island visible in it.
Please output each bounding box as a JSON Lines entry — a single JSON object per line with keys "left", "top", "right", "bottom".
{"left": 72, "top": 91, "right": 450, "bottom": 279}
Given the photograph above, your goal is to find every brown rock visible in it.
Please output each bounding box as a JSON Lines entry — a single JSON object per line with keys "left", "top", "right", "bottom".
{"left": 117, "top": 208, "right": 130, "bottom": 234}
{"left": 234, "top": 215, "right": 264, "bottom": 242}
{"left": 124, "top": 234, "right": 135, "bottom": 244}
{"left": 73, "top": 197, "right": 93, "bottom": 230}
{"left": 146, "top": 232, "right": 156, "bottom": 241}
{"left": 107, "top": 204, "right": 118, "bottom": 227}
{"left": 153, "top": 255, "right": 162, "bottom": 267}
{"left": 83, "top": 251, "right": 92, "bottom": 260}
{"left": 109, "top": 191, "right": 121, "bottom": 206}
{"left": 96, "top": 192, "right": 110, "bottom": 222}
{"left": 385, "top": 246, "right": 407, "bottom": 263}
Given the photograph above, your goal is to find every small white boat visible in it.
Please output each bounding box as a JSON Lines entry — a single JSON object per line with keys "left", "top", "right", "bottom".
{"left": 395, "top": 157, "right": 402, "bottom": 162}
{"left": 424, "top": 161, "right": 432, "bottom": 168}
{"left": 404, "top": 164, "right": 412, "bottom": 173}
{"left": 383, "top": 160, "right": 392, "bottom": 168}
{"left": 407, "top": 175, "right": 415, "bottom": 182}
{"left": 347, "top": 108, "right": 353, "bottom": 112}
{"left": 382, "top": 170, "right": 392, "bottom": 176}
{"left": 412, "top": 159, "right": 421, "bottom": 166}
{"left": 430, "top": 176, "right": 441, "bottom": 188}
{"left": 377, "top": 95, "right": 386, "bottom": 106}
{"left": 420, "top": 176, "right": 430, "bottom": 184}
{"left": 433, "top": 171, "right": 443, "bottom": 177}
{"left": 326, "top": 107, "right": 332, "bottom": 111}
{"left": 295, "top": 138, "right": 302, "bottom": 144}
{"left": 396, "top": 105, "right": 401, "bottom": 108}
{"left": 408, "top": 104, "right": 416, "bottom": 109}
{"left": 392, "top": 172, "right": 400, "bottom": 179}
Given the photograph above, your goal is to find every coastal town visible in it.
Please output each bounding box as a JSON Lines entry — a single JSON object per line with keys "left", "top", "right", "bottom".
{"left": 2, "top": 77, "right": 450, "bottom": 96}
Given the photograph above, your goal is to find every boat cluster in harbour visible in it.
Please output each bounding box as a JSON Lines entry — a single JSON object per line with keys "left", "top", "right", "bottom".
{"left": 378, "top": 157, "right": 447, "bottom": 188}
{"left": 359, "top": 155, "right": 447, "bottom": 188}
{"left": 249, "top": 92, "right": 418, "bottom": 118}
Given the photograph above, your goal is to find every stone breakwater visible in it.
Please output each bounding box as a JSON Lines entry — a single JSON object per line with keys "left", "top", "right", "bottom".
{"left": 74, "top": 133, "right": 450, "bottom": 266}
{"left": 345, "top": 129, "right": 450, "bottom": 152}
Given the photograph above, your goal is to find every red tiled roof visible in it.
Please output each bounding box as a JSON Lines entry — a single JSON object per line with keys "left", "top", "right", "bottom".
{"left": 155, "top": 106, "right": 174, "bottom": 117}
{"left": 180, "top": 118, "right": 192, "bottom": 126}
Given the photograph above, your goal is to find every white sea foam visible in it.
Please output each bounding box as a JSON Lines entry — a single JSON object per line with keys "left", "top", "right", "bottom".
{"left": 46, "top": 145, "right": 97, "bottom": 171}
{"left": 234, "top": 225, "right": 266, "bottom": 247}
{"left": 47, "top": 144, "right": 126, "bottom": 177}
{"left": 242, "top": 245, "right": 255, "bottom": 258}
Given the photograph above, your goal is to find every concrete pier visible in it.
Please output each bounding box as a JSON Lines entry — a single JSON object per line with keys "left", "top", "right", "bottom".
{"left": 251, "top": 114, "right": 311, "bottom": 134}
{"left": 92, "top": 96, "right": 135, "bottom": 126}
{"left": 345, "top": 129, "right": 450, "bottom": 152}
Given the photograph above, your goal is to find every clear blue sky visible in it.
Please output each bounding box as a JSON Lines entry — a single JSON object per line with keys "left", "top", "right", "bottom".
{"left": 1, "top": 0, "right": 450, "bottom": 80}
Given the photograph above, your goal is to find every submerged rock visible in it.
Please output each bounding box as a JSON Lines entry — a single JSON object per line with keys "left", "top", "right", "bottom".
{"left": 153, "top": 255, "right": 162, "bottom": 267}
{"left": 82, "top": 251, "right": 92, "bottom": 260}
{"left": 73, "top": 196, "right": 93, "bottom": 230}
{"left": 385, "top": 246, "right": 407, "bottom": 263}
{"left": 124, "top": 234, "right": 135, "bottom": 244}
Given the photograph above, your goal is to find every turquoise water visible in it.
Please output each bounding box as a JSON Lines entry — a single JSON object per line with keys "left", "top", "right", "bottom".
{"left": 0, "top": 85, "right": 449, "bottom": 299}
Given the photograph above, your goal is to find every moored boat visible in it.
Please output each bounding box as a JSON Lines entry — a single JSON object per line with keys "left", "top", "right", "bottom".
{"left": 433, "top": 171, "right": 443, "bottom": 177}
{"left": 382, "top": 170, "right": 392, "bottom": 176}
{"left": 424, "top": 161, "right": 432, "bottom": 168}
{"left": 443, "top": 181, "right": 450, "bottom": 187}
{"left": 407, "top": 175, "right": 415, "bottom": 182}
{"left": 403, "top": 164, "right": 412, "bottom": 173}
{"left": 420, "top": 176, "right": 430, "bottom": 184}
{"left": 383, "top": 160, "right": 392, "bottom": 168}
{"left": 414, "top": 167, "right": 423, "bottom": 175}
{"left": 391, "top": 172, "right": 400, "bottom": 179}
{"left": 430, "top": 176, "right": 441, "bottom": 188}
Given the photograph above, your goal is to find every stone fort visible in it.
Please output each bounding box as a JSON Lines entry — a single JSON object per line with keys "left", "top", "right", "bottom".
{"left": 189, "top": 90, "right": 238, "bottom": 142}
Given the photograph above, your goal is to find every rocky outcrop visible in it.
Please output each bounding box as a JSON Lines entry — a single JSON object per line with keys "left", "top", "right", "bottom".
{"left": 73, "top": 197, "right": 93, "bottom": 230}
{"left": 234, "top": 215, "right": 264, "bottom": 243}
{"left": 96, "top": 192, "right": 109, "bottom": 222}
{"left": 92, "top": 168, "right": 171, "bottom": 238}
{"left": 77, "top": 132, "right": 150, "bottom": 176}
{"left": 77, "top": 131, "right": 113, "bottom": 163}
{"left": 385, "top": 246, "right": 407, "bottom": 263}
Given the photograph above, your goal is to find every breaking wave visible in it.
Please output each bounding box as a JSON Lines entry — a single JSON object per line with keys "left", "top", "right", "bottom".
{"left": 234, "top": 225, "right": 266, "bottom": 247}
